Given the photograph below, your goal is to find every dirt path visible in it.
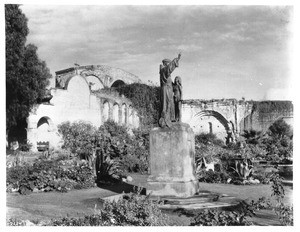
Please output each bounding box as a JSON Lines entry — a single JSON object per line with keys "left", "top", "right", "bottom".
{"left": 6, "top": 174, "right": 293, "bottom": 225}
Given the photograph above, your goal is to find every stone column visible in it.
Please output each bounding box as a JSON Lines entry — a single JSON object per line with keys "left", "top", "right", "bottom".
{"left": 26, "top": 117, "right": 38, "bottom": 152}
{"left": 147, "top": 123, "right": 198, "bottom": 198}
{"left": 27, "top": 128, "right": 38, "bottom": 152}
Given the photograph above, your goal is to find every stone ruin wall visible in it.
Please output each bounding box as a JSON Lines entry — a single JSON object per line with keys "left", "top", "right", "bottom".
{"left": 27, "top": 65, "right": 141, "bottom": 151}
{"left": 182, "top": 99, "right": 293, "bottom": 141}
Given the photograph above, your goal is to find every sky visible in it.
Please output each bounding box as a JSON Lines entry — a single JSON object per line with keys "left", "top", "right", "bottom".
{"left": 19, "top": 4, "right": 294, "bottom": 101}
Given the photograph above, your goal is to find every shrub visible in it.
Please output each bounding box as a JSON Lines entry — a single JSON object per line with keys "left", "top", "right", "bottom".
{"left": 190, "top": 209, "right": 252, "bottom": 226}
{"left": 100, "top": 193, "right": 169, "bottom": 226}
{"left": 48, "top": 192, "right": 169, "bottom": 226}
{"left": 100, "top": 120, "right": 130, "bottom": 138}
{"left": 240, "top": 120, "right": 293, "bottom": 163}
{"left": 195, "top": 133, "right": 224, "bottom": 146}
{"left": 6, "top": 218, "right": 27, "bottom": 226}
{"left": 97, "top": 121, "right": 150, "bottom": 175}
{"left": 196, "top": 169, "right": 229, "bottom": 183}
{"left": 58, "top": 120, "right": 150, "bottom": 179}
{"left": 268, "top": 119, "right": 293, "bottom": 139}
{"left": 6, "top": 159, "right": 95, "bottom": 194}
{"left": 252, "top": 170, "right": 273, "bottom": 184}
{"left": 18, "top": 140, "right": 33, "bottom": 151}
{"left": 114, "top": 83, "right": 160, "bottom": 127}
{"left": 57, "top": 120, "right": 98, "bottom": 155}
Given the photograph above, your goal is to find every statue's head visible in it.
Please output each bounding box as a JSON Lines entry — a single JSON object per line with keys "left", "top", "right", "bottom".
{"left": 175, "top": 76, "right": 182, "bottom": 85}
{"left": 162, "top": 59, "right": 171, "bottom": 66}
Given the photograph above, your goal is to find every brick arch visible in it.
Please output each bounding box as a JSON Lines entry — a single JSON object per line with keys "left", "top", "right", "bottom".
{"left": 195, "top": 110, "right": 230, "bottom": 131}
{"left": 112, "top": 103, "right": 120, "bottom": 123}
{"left": 37, "top": 116, "right": 55, "bottom": 130}
{"left": 36, "top": 116, "right": 55, "bottom": 146}
{"left": 121, "top": 103, "right": 127, "bottom": 124}
{"left": 64, "top": 75, "right": 89, "bottom": 91}
{"left": 111, "top": 80, "right": 126, "bottom": 88}
{"left": 128, "top": 105, "right": 133, "bottom": 125}
{"left": 85, "top": 74, "right": 105, "bottom": 91}
{"left": 102, "top": 101, "right": 110, "bottom": 122}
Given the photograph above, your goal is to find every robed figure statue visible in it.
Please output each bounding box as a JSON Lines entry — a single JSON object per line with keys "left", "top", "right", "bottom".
{"left": 158, "top": 53, "right": 181, "bottom": 128}
{"left": 173, "top": 76, "right": 182, "bottom": 122}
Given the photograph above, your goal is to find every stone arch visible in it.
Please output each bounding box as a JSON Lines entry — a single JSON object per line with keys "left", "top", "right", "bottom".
{"left": 103, "top": 101, "right": 109, "bottom": 122}
{"left": 37, "top": 116, "right": 55, "bottom": 143}
{"left": 121, "top": 103, "right": 127, "bottom": 124}
{"left": 111, "top": 80, "right": 125, "bottom": 88}
{"left": 113, "top": 103, "right": 120, "bottom": 123}
{"left": 195, "top": 110, "right": 230, "bottom": 130}
{"left": 229, "top": 120, "right": 235, "bottom": 133}
{"left": 85, "top": 75, "right": 105, "bottom": 91}
{"left": 64, "top": 75, "right": 89, "bottom": 91}
{"left": 192, "top": 110, "right": 230, "bottom": 139}
{"left": 128, "top": 105, "right": 133, "bottom": 125}
{"left": 62, "top": 75, "right": 90, "bottom": 108}
{"left": 133, "top": 110, "right": 139, "bottom": 128}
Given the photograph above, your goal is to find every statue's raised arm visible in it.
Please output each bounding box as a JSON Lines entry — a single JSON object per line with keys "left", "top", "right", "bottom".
{"left": 158, "top": 54, "right": 181, "bottom": 128}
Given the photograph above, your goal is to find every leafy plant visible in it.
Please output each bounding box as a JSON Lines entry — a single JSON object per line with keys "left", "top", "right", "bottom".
{"left": 6, "top": 218, "right": 27, "bottom": 226}
{"left": 196, "top": 169, "right": 229, "bottom": 183}
{"left": 100, "top": 193, "right": 169, "bottom": 226}
{"left": 44, "top": 192, "right": 169, "bottom": 226}
{"left": 190, "top": 209, "right": 252, "bottom": 226}
{"left": 114, "top": 83, "right": 160, "bottom": 127}
{"left": 57, "top": 120, "right": 98, "bottom": 156}
{"left": 6, "top": 159, "right": 95, "bottom": 194}
{"left": 269, "top": 172, "right": 293, "bottom": 226}
{"left": 195, "top": 133, "right": 224, "bottom": 146}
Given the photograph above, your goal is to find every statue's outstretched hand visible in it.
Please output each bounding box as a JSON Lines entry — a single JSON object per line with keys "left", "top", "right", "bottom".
{"left": 178, "top": 52, "right": 182, "bottom": 60}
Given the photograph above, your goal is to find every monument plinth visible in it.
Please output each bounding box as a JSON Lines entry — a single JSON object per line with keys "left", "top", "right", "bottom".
{"left": 147, "top": 123, "right": 199, "bottom": 197}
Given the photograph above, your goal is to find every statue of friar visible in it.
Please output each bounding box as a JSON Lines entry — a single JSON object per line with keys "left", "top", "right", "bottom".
{"left": 158, "top": 53, "right": 181, "bottom": 128}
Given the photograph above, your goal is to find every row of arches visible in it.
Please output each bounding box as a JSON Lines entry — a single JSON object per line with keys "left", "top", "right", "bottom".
{"left": 102, "top": 101, "right": 138, "bottom": 126}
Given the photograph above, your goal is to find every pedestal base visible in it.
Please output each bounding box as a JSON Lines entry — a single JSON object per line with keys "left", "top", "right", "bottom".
{"left": 147, "top": 123, "right": 199, "bottom": 197}
{"left": 147, "top": 179, "right": 199, "bottom": 198}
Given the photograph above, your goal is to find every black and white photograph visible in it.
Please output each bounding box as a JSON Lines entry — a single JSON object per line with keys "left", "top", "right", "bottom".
{"left": 3, "top": 0, "right": 298, "bottom": 227}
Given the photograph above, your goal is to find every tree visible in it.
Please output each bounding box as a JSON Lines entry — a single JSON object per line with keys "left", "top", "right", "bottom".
{"left": 268, "top": 119, "right": 293, "bottom": 139}
{"left": 6, "top": 4, "right": 52, "bottom": 140}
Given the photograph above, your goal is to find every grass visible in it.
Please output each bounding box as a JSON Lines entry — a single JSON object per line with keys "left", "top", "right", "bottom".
{"left": 6, "top": 173, "right": 293, "bottom": 225}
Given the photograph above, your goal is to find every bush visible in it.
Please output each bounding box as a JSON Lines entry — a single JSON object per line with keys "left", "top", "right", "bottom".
{"left": 57, "top": 120, "right": 98, "bottom": 156}
{"left": 268, "top": 119, "right": 293, "bottom": 139}
{"left": 190, "top": 209, "right": 252, "bottom": 226}
{"left": 6, "top": 218, "right": 27, "bottom": 226}
{"left": 58, "top": 120, "right": 150, "bottom": 180}
{"left": 6, "top": 159, "right": 95, "bottom": 194}
{"left": 195, "top": 133, "right": 224, "bottom": 146}
{"left": 196, "top": 169, "right": 230, "bottom": 183}
{"left": 240, "top": 120, "right": 293, "bottom": 163}
{"left": 48, "top": 192, "right": 169, "bottom": 226}
{"left": 114, "top": 83, "right": 160, "bottom": 127}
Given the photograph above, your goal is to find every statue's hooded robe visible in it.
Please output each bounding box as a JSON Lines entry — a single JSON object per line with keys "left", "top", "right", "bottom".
{"left": 159, "top": 57, "right": 180, "bottom": 127}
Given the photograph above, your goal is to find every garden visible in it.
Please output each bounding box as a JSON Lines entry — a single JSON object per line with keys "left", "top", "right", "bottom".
{"left": 6, "top": 117, "right": 293, "bottom": 226}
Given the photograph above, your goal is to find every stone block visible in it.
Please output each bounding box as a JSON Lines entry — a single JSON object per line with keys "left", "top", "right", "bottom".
{"left": 147, "top": 123, "right": 198, "bottom": 197}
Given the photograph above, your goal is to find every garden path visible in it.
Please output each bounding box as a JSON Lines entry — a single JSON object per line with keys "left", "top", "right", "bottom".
{"left": 7, "top": 174, "right": 293, "bottom": 226}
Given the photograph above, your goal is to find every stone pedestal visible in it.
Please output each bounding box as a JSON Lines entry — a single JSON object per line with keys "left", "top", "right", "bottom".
{"left": 147, "top": 123, "right": 198, "bottom": 197}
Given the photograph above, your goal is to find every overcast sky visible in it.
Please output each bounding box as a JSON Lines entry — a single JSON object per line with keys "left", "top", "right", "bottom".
{"left": 20, "top": 5, "right": 293, "bottom": 100}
